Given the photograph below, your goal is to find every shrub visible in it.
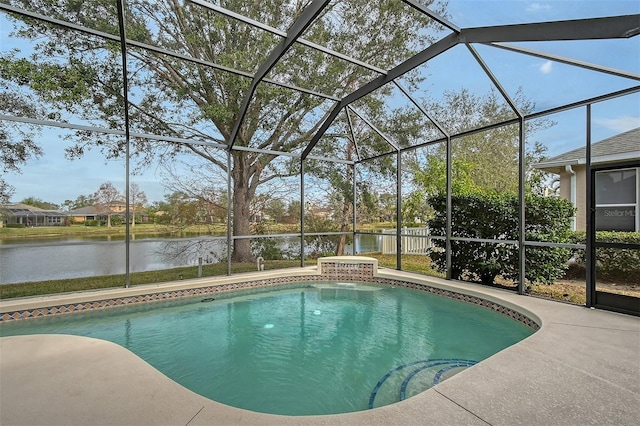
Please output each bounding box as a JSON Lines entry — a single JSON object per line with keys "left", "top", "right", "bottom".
{"left": 250, "top": 222, "right": 285, "bottom": 260}
{"left": 110, "top": 215, "right": 124, "bottom": 226}
{"left": 427, "top": 193, "right": 574, "bottom": 285}
{"left": 153, "top": 213, "right": 172, "bottom": 225}
{"left": 518, "top": 194, "right": 575, "bottom": 284}
{"left": 5, "top": 223, "right": 26, "bottom": 228}
{"left": 427, "top": 193, "right": 512, "bottom": 284}
{"left": 568, "top": 231, "right": 640, "bottom": 284}
{"left": 251, "top": 237, "right": 284, "bottom": 260}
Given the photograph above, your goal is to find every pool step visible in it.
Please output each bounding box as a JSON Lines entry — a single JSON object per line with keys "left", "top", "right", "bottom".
{"left": 368, "top": 358, "right": 477, "bottom": 409}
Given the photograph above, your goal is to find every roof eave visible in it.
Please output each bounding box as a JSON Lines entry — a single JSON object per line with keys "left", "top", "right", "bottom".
{"left": 533, "top": 159, "right": 580, "bottom": 172}
{"left": 534, "top": 150, "right": 640, "bottom": 172}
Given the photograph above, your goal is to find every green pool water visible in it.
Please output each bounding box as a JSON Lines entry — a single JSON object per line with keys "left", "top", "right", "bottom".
{"left": 0, "top": 283, "right": 534, "bottom": 415}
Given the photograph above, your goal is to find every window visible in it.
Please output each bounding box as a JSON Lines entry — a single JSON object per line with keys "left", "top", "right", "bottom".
{"left": 595, "top": 168, "right": 639, "bottom": 231}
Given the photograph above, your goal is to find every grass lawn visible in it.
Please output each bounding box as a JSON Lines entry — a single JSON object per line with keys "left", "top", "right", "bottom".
{"left": 0, "top": 253, "right": 441, "bottom": 300}
{"left": 361, "top": 253, "right": 445, "bottom": 278}
{"left": 2, "top": 248, "right": 636, "bottom": 306}
{"left": 0, "top": 259, "right": 301, "bottom": 299}
{"left": 0, "top": 223, "right": 229, "bottom": 239}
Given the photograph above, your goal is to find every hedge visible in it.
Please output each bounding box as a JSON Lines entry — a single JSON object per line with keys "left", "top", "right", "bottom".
{"left": 427, "top": 193, "right": 575, "bottom": 285}
{"left": 5, "top": 223, "right": 26, "bottom": 228}
{"left": 568, "top": 231, "right": 640, "bottom": 284}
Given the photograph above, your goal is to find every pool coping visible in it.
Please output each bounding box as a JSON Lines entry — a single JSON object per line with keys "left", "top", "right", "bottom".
{"left": 0, "top": 256, "right": 540, "bottom": 331}
{"left": 1, "top": 258, "right": 639, "bottom": 425}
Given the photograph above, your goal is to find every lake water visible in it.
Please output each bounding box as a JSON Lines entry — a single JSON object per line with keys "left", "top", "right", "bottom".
{"left": 0, "top": 234, "right": 381, "bottom": 284}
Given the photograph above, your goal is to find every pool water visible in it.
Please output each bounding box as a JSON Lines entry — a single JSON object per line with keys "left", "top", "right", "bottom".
{"left": 0, "top": 283, "right": 534, "bottom": 415}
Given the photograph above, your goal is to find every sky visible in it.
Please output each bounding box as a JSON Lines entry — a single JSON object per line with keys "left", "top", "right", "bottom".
{"left": 2, "top": 0, "right": 639, "bottom": 206}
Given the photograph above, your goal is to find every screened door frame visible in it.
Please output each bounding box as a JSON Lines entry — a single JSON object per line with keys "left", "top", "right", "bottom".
{"left": 588, "top": 159, "right": 640, "bottom": 316}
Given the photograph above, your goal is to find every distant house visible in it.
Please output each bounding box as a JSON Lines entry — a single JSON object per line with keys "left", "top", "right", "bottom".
{"left": 534, "top": 127, "right": 640, "bottom": 232}
{"left": 67, "top": 206, "right": 105, "bottom": 224}
{"left": 69, "top": 201, "right": 127, "bottom": 224}
{"left": 69, "top": 202, "right": 149, "bottom": 224}
{"left": 1, "top": 203, "right": 68, "bottom": 227}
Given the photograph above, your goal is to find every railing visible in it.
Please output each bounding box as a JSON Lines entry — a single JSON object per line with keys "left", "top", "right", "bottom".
{"left": 381, "top": 227, "right": 432, "bottom": 255}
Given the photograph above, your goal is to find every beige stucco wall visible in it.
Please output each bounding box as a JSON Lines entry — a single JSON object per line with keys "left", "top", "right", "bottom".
{"left": 557, "top": 165, "right": 586, "bottom": 231}
{"left": 575, "top": 166, "right": 587, "bottom": 231}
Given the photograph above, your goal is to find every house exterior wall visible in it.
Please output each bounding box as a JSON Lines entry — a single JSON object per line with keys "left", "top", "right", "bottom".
{"left": 71, "top": 215, "right": 89, "bottom": 223}
{"left": 575, "top": 166, "right": 587, "bottom": 231}
{"left": 558, "top": 173, "right": 571, "bottom": 200}
{"left": 557, "top": 166, "right": 587, "bottom": 231}
{"left": 560, "top": 166, "right": 587, "bottom": 231}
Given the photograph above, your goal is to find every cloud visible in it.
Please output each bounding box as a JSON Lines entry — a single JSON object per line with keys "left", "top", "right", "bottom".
{"left": 526, "top": 3, "right": 551, "bottom": 12}
{"left": 539, "top": 60, "right": 553, "bottom": 74}
{"left": 594, "top": 116, "right": 640, "bottom": 133}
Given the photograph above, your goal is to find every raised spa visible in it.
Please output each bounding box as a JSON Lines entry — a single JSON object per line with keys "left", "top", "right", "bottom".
{"left": 0, "top": 280, "right": 534, "bottom": 416}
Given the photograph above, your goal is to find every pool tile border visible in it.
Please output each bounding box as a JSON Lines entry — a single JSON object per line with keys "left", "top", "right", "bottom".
{"left": 0, "top": 267, "right": 539, "bottom": 330}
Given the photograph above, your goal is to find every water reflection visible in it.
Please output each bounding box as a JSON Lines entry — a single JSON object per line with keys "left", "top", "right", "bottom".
{"left": 0, "top": 234, "right": 382, "bottom": 285}
{"left": 0, "top": 236, "right": 226, "bottom": 285}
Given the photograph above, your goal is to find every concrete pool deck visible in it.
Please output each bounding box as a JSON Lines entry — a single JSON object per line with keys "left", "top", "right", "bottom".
{"left": 1, "top": 269, "right": 639, "bottom": 425}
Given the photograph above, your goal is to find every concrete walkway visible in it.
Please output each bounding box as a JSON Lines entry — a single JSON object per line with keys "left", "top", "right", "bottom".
{"left": 1, "top": 279, "right": 639, "bottom": 425}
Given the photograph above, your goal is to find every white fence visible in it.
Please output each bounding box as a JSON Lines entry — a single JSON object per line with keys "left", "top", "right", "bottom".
{"left": 381, "top": 227, "right": 432, "bottom": 255}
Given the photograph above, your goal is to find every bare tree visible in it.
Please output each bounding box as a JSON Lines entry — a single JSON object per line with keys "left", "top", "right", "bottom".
{"left": 129, "top": 183, "right": 148, "bottom": 227}
{"left": 94, "top": 182, "right": 123, "bottom": 227}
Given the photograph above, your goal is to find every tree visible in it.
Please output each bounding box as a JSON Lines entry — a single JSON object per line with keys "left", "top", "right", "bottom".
{"left": 304, "top": 144, "right": 354, "bottom": 255}
{"left": 129, "top": 183, "right": 148, "bottom": 227}
{"left": 160, "top": 161, "right": 229, "bottom": 226}
{"left": 405, "top": 88, "right": 553, "bottom": 209}
{"left": 263, "top": 198, "right": 286, "bottom": 224}
{"left": 155, "top": 190, "right": 226, "bottom": 229}
{"left": 0, "top": 92, "right": 44, "bottom": 203}
{"left": 94, "top": 182, "right": 123, "bottom": 227}
{"left": 284, "top": 200, "right": 301, "bottom": 224}
{"left": 304, "top": 106, "right": 406, "bottom": 254}
{"left": 19, "top": 196, "right": 59, "bottom": 210}
{"left": 1, "top": 0, "right": 446, "bottom": 261}
{"left": 157, "top": 191, "right": 195, "bottom": 227}
{"left": 61, "top": 194, "right": 96, "bottom": 211}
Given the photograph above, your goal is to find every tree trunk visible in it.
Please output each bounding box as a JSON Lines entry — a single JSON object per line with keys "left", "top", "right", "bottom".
{"left": 232, "top": 189, "right": 253, "bottom": 262}
{"left": 335, "top": 145, "right": 354, "bottom": 256}
{"left": 336, "top": 232, "right": 346, "bottom": 256}
{"left": 231, "top": 152, "right": 257, "bottom": 263}
{"left": 336, "top": 200, "right": 351, "bottom": 256}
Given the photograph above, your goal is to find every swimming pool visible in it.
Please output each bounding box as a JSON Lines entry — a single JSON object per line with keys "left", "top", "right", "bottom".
{"left": 0, "top": 281, "right": 534, "bottom": 416}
